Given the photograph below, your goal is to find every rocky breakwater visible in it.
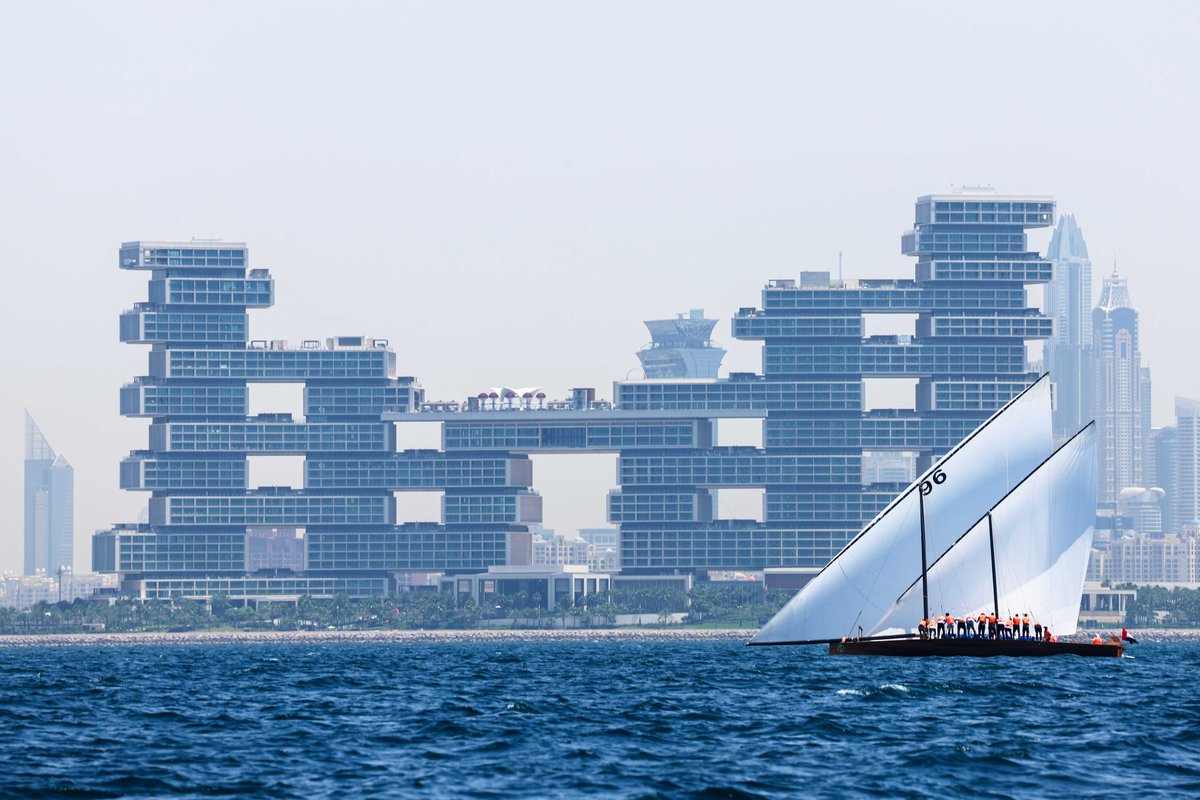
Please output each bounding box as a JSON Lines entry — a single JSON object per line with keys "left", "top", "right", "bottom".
{"left": 0, "top": 627, "right": 754, "bottom": 648}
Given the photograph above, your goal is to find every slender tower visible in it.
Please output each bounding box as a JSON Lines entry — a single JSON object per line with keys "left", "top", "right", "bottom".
{"left": 23, "top": 411, "right": 74, "bottom": 575}
{"left": 1045, "top": 214, "right": 1094, "bottom": 439}
{"left": 1093, "top": 269, "right": 1147, "bottom": 505}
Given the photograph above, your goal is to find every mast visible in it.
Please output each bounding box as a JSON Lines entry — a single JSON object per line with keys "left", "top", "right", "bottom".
{"left": 919, "top": 490, "right": 930, "bottom": 622}
{"left": 987, "top": 511, "right": 999, "bottom": 617}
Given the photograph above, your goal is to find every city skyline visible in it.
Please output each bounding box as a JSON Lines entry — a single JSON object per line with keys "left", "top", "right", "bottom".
{"left": 2, "top": 3, "right": 1198, "bottom": 573}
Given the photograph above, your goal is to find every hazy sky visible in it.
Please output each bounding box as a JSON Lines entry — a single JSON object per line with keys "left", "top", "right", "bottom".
{"left": 2, "top": 1, "right": 1197, "bottom": 573}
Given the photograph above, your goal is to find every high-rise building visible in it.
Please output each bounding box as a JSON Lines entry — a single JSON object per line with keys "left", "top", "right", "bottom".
{"left": 1148, "top": 425, "right": 1178, "bottom": 532}
{"left": 613, "top": 187, "right": 1054, "bottom": 570}
{"left": 1045, "top": 214, "right": 1093, "bottom": 438}
{"left": 95, "top": 193, "right": 1057, "bottom": 597}
{"left": 23, "top": 412, "right": 74, "bottom": 576}
{"left": 1171, "top": 397, "right": 1200, "bottom": 530}
{"left": 94, "top": 241, "right": 537, "bottom": 601}
{"left": 1093, "top": 270, "right": 1148, "bottom": 505}
{"left": 636, "top": 309, "right": 726, "bottom": 379}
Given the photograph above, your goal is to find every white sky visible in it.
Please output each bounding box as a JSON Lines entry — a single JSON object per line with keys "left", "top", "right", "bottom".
{"left": 1, "top": 1, "right": 1197, "bottom": 572}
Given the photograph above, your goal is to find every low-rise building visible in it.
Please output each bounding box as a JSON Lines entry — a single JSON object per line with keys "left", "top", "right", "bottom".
{"left": 1088, "top": 531, "right": 1200, "bottom": 584}
{"left": 1079, "top": 582, "right": 1137, "bottom": 628}
{"left": 441, "top": 565, "right": 612, "bottom": 610}
{"left": 0, "top": 570, "right": 119, "bottom": 609}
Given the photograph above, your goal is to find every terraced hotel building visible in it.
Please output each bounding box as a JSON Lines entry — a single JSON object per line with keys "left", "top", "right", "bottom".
{"left": 95, "top": 190, "right": 1055, "bottom": 598}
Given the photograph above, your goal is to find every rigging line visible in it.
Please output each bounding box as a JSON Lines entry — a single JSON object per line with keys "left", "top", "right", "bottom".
{"left": 773, "top": 374, "right": 1051, "bottom": 594}
{"left": 892, "top": 420, "right": 1096, "bottom": 602}
{"left": 859, "top": 498, "right": 926, "bottom": 637}
{"left": 857, "top": 495, "right": 920, "bottom": 637}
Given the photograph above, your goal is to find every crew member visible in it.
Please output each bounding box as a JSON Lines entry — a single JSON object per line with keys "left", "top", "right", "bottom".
{"left": 977, "top": 612, "right": 987, "bottom": 638}
{"left": 987, "top": 612, "right": 997, "bottom": 639}
{"left": 1092, "top": 632, "right": 1103, "bottom": 645}
{"left": 936, "top": 615, "right": 945, "bottom": 639}
{"left": 956, "top": 615, "right": 966, "bottom": 638}
{"left": 965, "top": 614, "right": 976, "bottom": 638}
{"left": 1033, "top": 620, "right": 1042, "bottom": 640}
{"left": 1022, "top": 614, "right": 1031, "bottom": 638}
{"left": 918, "top": 618, "right": 927, "bottom": 639}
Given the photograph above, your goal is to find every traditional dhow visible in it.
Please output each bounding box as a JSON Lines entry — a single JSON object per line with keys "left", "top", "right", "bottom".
{"left": 749, "top": 376, "right": 1115, "bottom": 658}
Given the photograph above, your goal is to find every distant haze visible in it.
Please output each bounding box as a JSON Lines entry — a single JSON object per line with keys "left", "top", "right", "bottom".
{"left": 1, "top": 1, "right": 1196, "bottom": 572}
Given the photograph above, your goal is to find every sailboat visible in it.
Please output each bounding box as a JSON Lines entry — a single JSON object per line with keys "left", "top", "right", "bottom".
{"left": 749, "top": 375, "right": 1122, "bottom": 658}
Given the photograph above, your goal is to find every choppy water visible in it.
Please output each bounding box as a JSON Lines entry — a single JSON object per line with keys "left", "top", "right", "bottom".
{"left": 0, "top": 639, "right": 1196, "bottom": 798}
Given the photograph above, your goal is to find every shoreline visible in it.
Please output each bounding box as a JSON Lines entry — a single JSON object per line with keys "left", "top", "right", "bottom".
{"left": 0, "top": 628, "right": 755, "bottom": 648}
{"left": 0, "top": 627, "right": 1194, "bottom": 648}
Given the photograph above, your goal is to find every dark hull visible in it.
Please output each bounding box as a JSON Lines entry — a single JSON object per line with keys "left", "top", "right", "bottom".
{"left": 829, "top": 637, "right": 1124, "bottom": 658}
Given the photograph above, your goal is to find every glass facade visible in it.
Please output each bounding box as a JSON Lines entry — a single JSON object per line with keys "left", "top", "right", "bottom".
{"left": 24, "top": 412, "right": 74, "bottom": 576}
{"left": 612, "top": 190, "right": 1051, "bottom": 570}
{"left": 97, "top": 197, "right": 1054, "bottom": 593}
{"left": 96, "top": 240, "right": 520, "bottom": 600}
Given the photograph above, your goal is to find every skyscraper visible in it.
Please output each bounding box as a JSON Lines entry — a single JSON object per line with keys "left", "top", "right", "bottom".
{"left": 95, "top": 194, "right": 1058, "bottom": 598}
{"left": 1172, "top": 397, "right": 1200, "bottom": 529}
{"left": 23, "top": 411, "right": 74, "bottom": 575}
{"left": 615, "top": 187, "right": 1054, "bottom": 569}
{"left": 1045, "top": 214, "right": 1093, "bottom": 438}
{"left": 636, "top": 309, "right": 726, "bottom": 379}
{"left": 93, "top": 241, "right": 485, "bottom": 601}
{"left": 1093, "top": 270, "right": 1148, "bottom": 504}
{"left": 1148, "top": 425, "right": 1178, "bottom": 532}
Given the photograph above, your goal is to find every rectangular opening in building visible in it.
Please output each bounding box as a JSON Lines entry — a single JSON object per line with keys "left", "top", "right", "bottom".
{"left": 247, "top": 382, "right": 305, "bottom": 420}
{"left": 863, "top": 313, "right": 918, "bottom": 340}
{"left": 394, "top": 491, "right": 442, "bottom": 524}
{"left": 716, "top": 488, "right": 765, "bottom": 522}
{"left": 861, "top": 451, "right": 917, "bottom": 486}
{"left": 863, "top": 377, "right": 918, "bottom": 411}
{"left": 248, "top": 455, "right": 305, "bottom": 489}
{"left": 716, "top": 418, "right": 763, "bottom": 448}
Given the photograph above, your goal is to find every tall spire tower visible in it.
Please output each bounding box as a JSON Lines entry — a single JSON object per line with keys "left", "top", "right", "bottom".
{"left": 23, "top": 411, "right": 74, "bottom": 575}
{"left": 1045, "top": 214, "right": 1094, "bottom": 438}
{"left": 1093, "top": 270, "right": 1149, "bottom": 506}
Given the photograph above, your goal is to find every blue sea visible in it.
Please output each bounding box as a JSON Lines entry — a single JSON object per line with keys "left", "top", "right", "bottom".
{"left": 0, "top": 638, "right": 1196, "bottom": 799}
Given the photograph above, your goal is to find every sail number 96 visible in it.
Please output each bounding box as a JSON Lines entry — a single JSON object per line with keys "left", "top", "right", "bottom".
{"left": 919, "top": 468, "right": 947, "bottom": 496}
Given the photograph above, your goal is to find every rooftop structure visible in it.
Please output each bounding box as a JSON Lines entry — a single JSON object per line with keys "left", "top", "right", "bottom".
{"left": 637, "top": 309, "right": 726, "bottom": 379}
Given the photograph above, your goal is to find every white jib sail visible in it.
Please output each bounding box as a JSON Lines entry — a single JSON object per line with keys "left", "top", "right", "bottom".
{"left": 991, "top": 424, "right": 1096, "bottom": 636}
{"left": 750, "top": 376, "right": 1052, "bottom": 644}
{"left": 871, "top": 424, "right": 1097, "bottom": 637}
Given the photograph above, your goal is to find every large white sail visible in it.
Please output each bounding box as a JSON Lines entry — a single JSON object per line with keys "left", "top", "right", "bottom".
{"left": 871, "top": 424, "right": 1097, "bottom": 636}
{"left": 750, "top": 376, "right": 1052, "bottom": 644}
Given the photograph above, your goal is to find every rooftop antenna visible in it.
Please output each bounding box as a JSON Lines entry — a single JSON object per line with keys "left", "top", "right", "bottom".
{"left": 838, "top": 251, "right": 843, "bottom": 284}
